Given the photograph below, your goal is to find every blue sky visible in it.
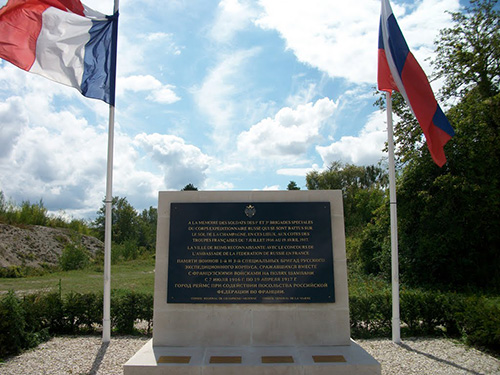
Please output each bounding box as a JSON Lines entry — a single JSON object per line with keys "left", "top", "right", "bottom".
{"left": 0, "top": 0, "right": 463, "bottom": 219}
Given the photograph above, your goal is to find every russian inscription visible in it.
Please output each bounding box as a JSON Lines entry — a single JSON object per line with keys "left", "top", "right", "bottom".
{"left": 167, "top": 202, "right": 334, "bottom": 303}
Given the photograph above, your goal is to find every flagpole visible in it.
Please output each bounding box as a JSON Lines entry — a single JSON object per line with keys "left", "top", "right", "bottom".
{"left": 386, "top": 91, "right": 401, "bottom": 344}
{"left": 102, "top": 0, "right": 119, "bottom": 344}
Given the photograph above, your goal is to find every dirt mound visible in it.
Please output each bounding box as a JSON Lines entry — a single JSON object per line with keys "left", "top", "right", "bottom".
{"left": 0, "top": 223, "right": 103, "bottom": 269}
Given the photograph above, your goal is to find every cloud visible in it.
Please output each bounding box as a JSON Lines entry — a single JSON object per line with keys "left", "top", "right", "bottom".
{"left": 0, "top": 73, "right": 162, "bottom": 216}
{"left": 118, "top": 75, "right": 180, "bottom": 104}
{"left": 210, "top": 0, "right": 258, "bottom": 43}
{"left": 134, "top": 133, "right": 213, "bottom": 190}
{"left": 194, "top": 48, "right": 260, "bottom": 145}
{"left": 0, "top": 97, "right": 29, "bottom": 159}
{"left": 0, "top": 97, "right": 109, "bottom": 215}
{"left": 237, "top": 97, "right": 337, "bottom": 164}
{"left": 256, "top": 0, "right": 459, "bottom": 84}
{"left": 277, "top": 165, "right": 320, "bottom": 177}
{"left": 316, "top": 110, "right": 388, "bottom": 166}
{"left": 142, "top": 32, "right": 183, "bottom": 55}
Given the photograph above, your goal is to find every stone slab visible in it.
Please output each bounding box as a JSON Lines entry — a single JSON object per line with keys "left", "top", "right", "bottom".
{"left": 123, "top": 339, "right": 381, "bottom": 375}
{"left": 153, "top": 191, "right": 350, "bottom": 347}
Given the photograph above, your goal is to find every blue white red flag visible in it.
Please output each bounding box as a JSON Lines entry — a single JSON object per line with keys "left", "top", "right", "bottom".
{"left": 378, "top": 0, "right": 454, "bottom": 167}
{"left": 0, "top": 0, "right": 117, "bottom": 105}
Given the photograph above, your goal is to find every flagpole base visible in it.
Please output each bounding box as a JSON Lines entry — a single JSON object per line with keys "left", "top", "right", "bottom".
{"left": 103, "top": 319, "right": 111, "bottom": 343}
{"left": 392, "top": 317, "right": 401, "bottom": 344}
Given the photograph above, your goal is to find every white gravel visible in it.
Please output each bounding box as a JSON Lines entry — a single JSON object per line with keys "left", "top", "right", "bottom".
{"left": 0, "top": 336, "right": 498, "bottom": 375}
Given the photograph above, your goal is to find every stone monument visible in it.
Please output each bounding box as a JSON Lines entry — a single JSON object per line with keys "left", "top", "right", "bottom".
{"left": 124, "top": 190, "right": 381, "bottom": 374}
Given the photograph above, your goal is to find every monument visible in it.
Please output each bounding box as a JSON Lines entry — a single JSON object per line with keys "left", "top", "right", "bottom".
{"left": 124, "top": 190, "right": 381, "bottom": 374}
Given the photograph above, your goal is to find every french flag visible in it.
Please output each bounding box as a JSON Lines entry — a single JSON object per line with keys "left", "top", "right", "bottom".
{"left": 0, "top": 0, "right": 117, "bottom": 105}
{"left": 378, "top": 0, "right": 454, "bottom": 167}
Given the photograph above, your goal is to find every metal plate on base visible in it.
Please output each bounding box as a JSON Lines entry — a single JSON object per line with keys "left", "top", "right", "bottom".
{"left": 261, "top": 356, "right": 294, "bottom": 364}
{"left": 157, "top": 356, "right": 191, "bottom": 364}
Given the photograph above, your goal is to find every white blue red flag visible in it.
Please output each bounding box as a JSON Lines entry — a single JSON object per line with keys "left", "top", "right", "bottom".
{"left": 378, "top": 0, "right": 454, "bottom": 167}
{"left": 0, "top": 0, "right": 118, "bottom": 105}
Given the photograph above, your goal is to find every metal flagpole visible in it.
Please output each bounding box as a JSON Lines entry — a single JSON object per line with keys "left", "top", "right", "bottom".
{"left": 103, "top": 0, "right": 120, "bottom": 343}
{"left": 386, "top": 91, "right": 401, "bottom": 344}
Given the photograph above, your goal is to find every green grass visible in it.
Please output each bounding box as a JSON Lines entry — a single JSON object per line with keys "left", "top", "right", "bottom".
{"left": 0, "top": 258, "right": 155, "bottom": 295}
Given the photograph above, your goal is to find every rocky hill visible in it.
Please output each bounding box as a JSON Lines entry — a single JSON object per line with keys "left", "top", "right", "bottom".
{"left": 0, "top": 223, "right": 103, "bottom": 269}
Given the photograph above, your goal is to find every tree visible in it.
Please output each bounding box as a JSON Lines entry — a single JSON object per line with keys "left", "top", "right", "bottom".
{"left": 287, "top": 181, "right": 300, "bottom": 190}
{"left": 93, "top": 197, "right": 139, "bottom": 244}
{"left": 432, "top": 0, "right": 500, "bottom": 101}
{"left": 370, "top": 0, "right": 500, "bottom": 290}
{"left": 93, "top": 197, "right": 159, "bottom": 261}
{"left": 181, "top": 183, "right": 198, "bottom": 191}
{"left": 137, "top": 206, "right": 158, "bottom": 251}
{"left": 306, "top": 162, "right": 388, "bottom": 235}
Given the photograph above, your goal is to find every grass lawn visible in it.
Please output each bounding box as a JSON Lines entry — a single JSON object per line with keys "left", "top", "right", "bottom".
{"left": 0, "top": 258, "right": 155, "bottom": 295}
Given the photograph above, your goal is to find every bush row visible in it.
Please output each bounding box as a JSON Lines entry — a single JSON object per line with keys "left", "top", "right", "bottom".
{"left": 1, "top": 288, "right": 498, "bottom": 359}
{"left": 0, "top": 191, "right": 91, "bottom": 235}
{"left": 350, "top": 288, "right": 500, "bottom": 354}
{"left": 0, "top": 290, "right": 153, "bottom": 358}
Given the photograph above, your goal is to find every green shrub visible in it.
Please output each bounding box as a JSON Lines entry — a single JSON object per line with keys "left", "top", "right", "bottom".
{"left": 37, "top": 292, "right": 65, "bottom": 333}
{"left": 111, "top": 239, "right": 141, "bottom": 263}
{"left": 18, "top": 200, "right": 48, "bottom": 226}
{"left": 0, "top": 266, "right": 25, "bottom": 278}
{"left": 456, "top": 296, "right": 500, "bottom": 351}
{"left": 0, "top": 291, "right": 27, "bottom": 357}
{"left": 112, "top": 291, "right": 142, "bottom": 334}
{"left": 59, "top": 242, "right": 90, "bottom": 271}
{"left": 63, "top": 292, "right": 102, "bottom": 333}
{"left": 0, "top": 191, "right": 93, "bottom": 235}
{"left": 0, "top": 289, "right": 156, "bottom": 358}
{"left": 350, "top": 289, "right": 392, "bottom": 338}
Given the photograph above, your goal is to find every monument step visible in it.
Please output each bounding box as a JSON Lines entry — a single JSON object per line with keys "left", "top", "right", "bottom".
{"left": 124, "top": 339, "right": 381, "bottom": 375}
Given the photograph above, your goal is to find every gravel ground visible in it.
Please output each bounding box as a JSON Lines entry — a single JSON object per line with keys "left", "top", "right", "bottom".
{"left": 0, "top": 336, "right": 498, "bottom": 375}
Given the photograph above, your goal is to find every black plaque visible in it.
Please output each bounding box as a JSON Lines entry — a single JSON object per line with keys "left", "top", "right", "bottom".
{"left": 167, "top": 202, "right": 334, "bottom": 303}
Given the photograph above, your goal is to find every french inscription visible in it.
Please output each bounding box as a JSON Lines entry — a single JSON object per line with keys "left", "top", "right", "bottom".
{"left": 167, "top": 202, "right": 334, "bottom": 303}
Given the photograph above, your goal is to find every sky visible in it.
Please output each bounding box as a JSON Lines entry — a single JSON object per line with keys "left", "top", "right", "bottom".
{"left": 0, "top": 0, "right": 464, "bottom": 219}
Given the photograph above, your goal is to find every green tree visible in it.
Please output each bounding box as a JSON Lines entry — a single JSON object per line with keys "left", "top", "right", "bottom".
{"left": 306, "top": 162, "right": 388, "bottom": 235}
{"left": 93, "top": 197, "right": 158, "bottom": 260}
{"left": 59, "top": 241, "right": 90, "bottom": 271}
{"left": 287, "top": 181, "right": 301, "bottom": 190}
{"left": 181, "top": 183, "right": 198, "bottom": 191}
{"left": 93, "top": 197, "right": 139, "bottom": 244}
{"left": 433, "top": 0, "right": 500, "bottom": 101}
{"left": 137, "top": 206, "right": 157, "bottom": 251}
{"left": 370, "top": 0, "right": 500, "bottom": 290}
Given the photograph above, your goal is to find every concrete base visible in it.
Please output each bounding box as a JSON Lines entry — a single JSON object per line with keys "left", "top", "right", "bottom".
{"left": 123, "top": 339, "right": 381, "bottom": 375}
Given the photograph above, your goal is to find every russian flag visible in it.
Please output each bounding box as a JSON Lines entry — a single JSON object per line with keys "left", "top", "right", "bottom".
{"left": 0, "top": 0, "right": 117, "bottom": 105}
{"left": 378, "top": 0, "right": 454, "bottom": 167}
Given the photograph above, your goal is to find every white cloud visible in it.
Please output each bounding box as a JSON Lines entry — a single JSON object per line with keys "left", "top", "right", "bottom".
{"left": 262, "top": 185, "right": 280, "bottom": 191}
{"left": 0, "top": 70, "right": 164, "bottom": 216}
{"left": 256, "top": 0, "right": 459, "bottom": 84}
{"left": 277, "top": 165, "right": 320, "bottom": 177}
{"left": 316, "top": 110, "right": 388, "bottom": 166}
{"left": 237, "top": 97, "right": 337, "bottom": 164}
{"left": 134, "top": 133, "right": 213, "bottom": 190}
{"left": 210, "top": 0, "right": 258, "bottom": 43}
{"left": 143, "top": 32, "right": 183, "bottom": 55}
{"left": 194, "top": 48, "right": 260, "bottom": 146}
{"left": 118, "top": 75, "right": 180, "bottom": 104}
{"left": 0, "top": 97, "right": 29, "bottom": 159}
{"left": 0, "top": 96, "right": 109, "bottom": 215}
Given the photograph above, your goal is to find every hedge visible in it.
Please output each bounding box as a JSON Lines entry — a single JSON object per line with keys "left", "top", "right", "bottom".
{"left": 1, "top": 288, "right": 498, "bottom": 358}
{"left": 0, "top": 290, "right": 153, "bottom": 358}
{"left": 349, "top": 288, "right": 500, "bottom": 354}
